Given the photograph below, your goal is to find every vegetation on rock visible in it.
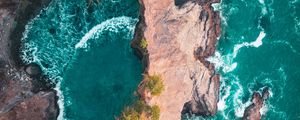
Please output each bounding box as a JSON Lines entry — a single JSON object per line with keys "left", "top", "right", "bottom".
{"left": 149, "top": 105, "right": 160, "bottom": 120}
{"left": 139, "top": 38, "right": 148, "bottom": 49}
{"left": 119, "top": 107, "right": 140, "bottom": 120}
{"left": 143, "top": 74, "right": 164, "bottom": 96}
{"left": 118, "top": 100, "right": 161, "bottom": 120}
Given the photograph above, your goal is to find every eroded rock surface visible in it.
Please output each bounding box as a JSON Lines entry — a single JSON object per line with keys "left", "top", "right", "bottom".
{"left": 0, "top": 0, "right": 58, "bottom": 120}
{"left": 132, "top": 0, "right": 221, "bottom": 119}
{"left": 243, "top": 87, "right": 270, "bottom": 120}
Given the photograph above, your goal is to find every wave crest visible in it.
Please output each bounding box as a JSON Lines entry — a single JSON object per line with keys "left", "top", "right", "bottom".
{"left": 75, "top": 16, "right": 137, "bottom": 49}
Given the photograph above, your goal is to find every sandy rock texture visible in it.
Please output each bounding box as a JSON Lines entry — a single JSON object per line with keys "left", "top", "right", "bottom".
{"left": 132, "top": 0, "right": 221, "bottom": 119}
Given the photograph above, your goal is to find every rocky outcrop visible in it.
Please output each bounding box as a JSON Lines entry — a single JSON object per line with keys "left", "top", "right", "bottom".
{"left": 0, "top": 91, "right": 58, "bottom": 120}
{"left": 132, "top": 0, "right": 221, "bottom": 119}
{"left": 243, "top": 87, "right": 270, "bottom": 120}
{"left": 25, "top": 63, "right": 42, "bottom": 77}
{"left": 0, "top": 0, "right": 58, "bottom": 120}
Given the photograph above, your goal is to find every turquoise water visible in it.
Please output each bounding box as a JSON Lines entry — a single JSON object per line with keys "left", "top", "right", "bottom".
{"left": 208, "top": 0, "right": 300, "bottom": 119}
{"left": 20, "top": 0, "right": 142, "bottom": 119}
{"left": 20, "top": 0, "right": 300, "bottom": 119}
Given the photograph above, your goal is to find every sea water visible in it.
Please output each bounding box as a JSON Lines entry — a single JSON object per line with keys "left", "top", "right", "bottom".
{"left": 21, "top": 0, "right": 300, "bottom": 119}
{"left": 209, "top": 0, "right": 300, "bottom": 119}
{"left": 20, "top": 0, "right": 141, "bottom": 119}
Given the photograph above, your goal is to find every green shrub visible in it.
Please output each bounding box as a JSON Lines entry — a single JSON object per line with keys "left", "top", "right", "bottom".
{"left": 119, "top": 107, "right": 139, "bottom": 120}
{"left": 119, "top": 100, "right": 161, "bottom": 120}
{"left": 133, "top": 100, "right": 147, "bottom": 114}
{"left": 144, "top": 74, "right": 165, "bottom": 96}
{"left": 139, "top": 38, "right": 148, "bottom": 49}
{"left": 150, "top": 105, "right": 160, "bottom": 120}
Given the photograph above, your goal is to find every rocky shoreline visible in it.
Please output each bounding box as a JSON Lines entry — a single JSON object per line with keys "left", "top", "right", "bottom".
{"left": 0, "top": 0, "right": 270, "bottom": 119}
{"left": 131, "top": 0, "right": 269, "bottom": 119}
{"left": 131, "top": 0, "right": 221, "bottom": 119}
{"left": 0, "top": 0, "right": 58, "bottom": 120}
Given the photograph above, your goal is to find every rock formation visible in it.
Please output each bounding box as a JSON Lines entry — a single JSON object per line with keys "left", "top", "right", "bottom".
{"left": 25, "top": 63, "right": 42, "bottom": 77}
{"left": 243, "top": 87, "right": 270, "bottom": 120}
{"left": 0, "top": 0, "right": 58, "bottom": 120}
{"left": 132, "top": 0, "right": 221, "bottom": 119}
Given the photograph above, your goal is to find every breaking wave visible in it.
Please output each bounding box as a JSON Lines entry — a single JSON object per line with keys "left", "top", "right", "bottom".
{"left": 75, "top": 16, "right": 137, "bottom": 49}
{"left": 233, "top": 31, "right": 266, "bottom": 57}
{"left": 20, "top": 0, "right": 138, "bottom": 117}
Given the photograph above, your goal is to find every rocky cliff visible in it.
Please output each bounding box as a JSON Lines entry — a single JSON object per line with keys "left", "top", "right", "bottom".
{"left": 0, "top": 0, "right": 58, "bottom": 120}
{"left": 132, "top": 0, "right": 221, "bottom": 119}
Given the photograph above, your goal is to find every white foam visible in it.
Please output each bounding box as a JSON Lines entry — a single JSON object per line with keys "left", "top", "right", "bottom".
{"left": 233, "top": 81, "right": 252, "bottom": 117}
{"left": 251, "top": 31, "right": 266, "bottom": 47}
{"left": 207, "top": 51, "right": 238, "bottom": 73}
{"left": 233, "top": 31, "right": 266, "bottom": 57}
{"left": 75, "top": 16, "right": 137, "bottom": 48}
{"left": 211, "top": 3, "right": 221, "bottom": 11}
{"left": 258, "top": 0, "right": 265, "bottom": 4}
{"left": 259, "top": 103, "right": 268, "bottom": 116}
{"left": 54, "top": 82, "right": 65, "bottom": 120}
{"left": 295, "top": 17, "right": 300, "bottom": 33}
{"left": 258, "top": 0, "right": 268, "bottom": 15}
{"left": 217, "top": 86, "right": 231, "bottom": 111}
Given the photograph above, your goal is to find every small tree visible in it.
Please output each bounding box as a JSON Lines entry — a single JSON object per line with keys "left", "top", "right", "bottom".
{"left": 119, "top": 101, "right": 161, "bottom": 120}
{"left": 133, "top": 100, "right": 147, "bottom": 114}
{"left": 144, "top": 74, "right": 165, "bottom": 96}
{"left": 150, "top": 105, "right": 160, "bottom": 120}
{"left": 119, "top": 107, "right": 139, "bottom": 120}
{"left": 140, "top": 38, "right": 148, "bottom": 49}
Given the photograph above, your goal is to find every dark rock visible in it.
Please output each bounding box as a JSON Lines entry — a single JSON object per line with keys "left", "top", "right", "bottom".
{"left": 0, "top": 91, "right": 59, "bottom": 120}
{"left": 262, "top": 87, "right": 270, "bottom": 100}
{"left": 243, "top": 88, "right": 270, "bottom": 120}
{"left": 0, "top": 59, "right": 6, "bottom": 72}
{"left": 0, "top": 0, "right": 58, "bottom": 120}
{"left": 31, "top": 75, "right": 54, "bottom": 93}
{"left": 0, "top": 59, "right": 5, "bottom": 68}
{"left": 9, "top": 0, "right": 52, "bottom": 68}
{"left": 25, "top": 63, "right": 42, "bottom": 77}
{"left": 0, "top": 73, "right": 7, "bottom": 95}
{"left": 49, "top": 28, "right": 56, "bottom": 34}
{"left": 175, "top": 0, "right": 189, "bottom": 7}
{"left": 182, "top": 96, "right": 212, "bottom": 116}
{"left": 182, "top": 74, "right": 220, "bottom": 117}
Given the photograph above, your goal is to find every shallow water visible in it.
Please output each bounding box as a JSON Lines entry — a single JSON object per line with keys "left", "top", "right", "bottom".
{"left": 20, "top": 0, "right": 141, "bottom": 119}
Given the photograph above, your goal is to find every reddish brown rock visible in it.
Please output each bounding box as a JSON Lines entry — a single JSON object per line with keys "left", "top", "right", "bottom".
{"left": 243, "top": 88, "right": 270, "bottom": 120}
{"left": 0, "top": 0, "right": 58, "bottom": 120}
{"left": 132, "top": 0, "right": 221, "bottom": 119}
{"left": 0, "top": 91, "right": 58, "bottom": 120}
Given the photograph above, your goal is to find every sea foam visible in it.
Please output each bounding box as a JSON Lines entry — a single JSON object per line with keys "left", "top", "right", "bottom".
{"left": 54, "top": 82, "right": 65, "bottom": 120}
{"left": 217, "top": 80, "right": 231, "bottom": 111}
{"left": 233, "top": 31, "right": 266, "bottom": 57}
{"left": 233, "top": 81, "right": 251, "bottom": 117}
{"left": 75, "top": 16, "right": 137, "bottom": 49}
{"left": 207, "top": 51, "right": 237, "bottom": 73}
